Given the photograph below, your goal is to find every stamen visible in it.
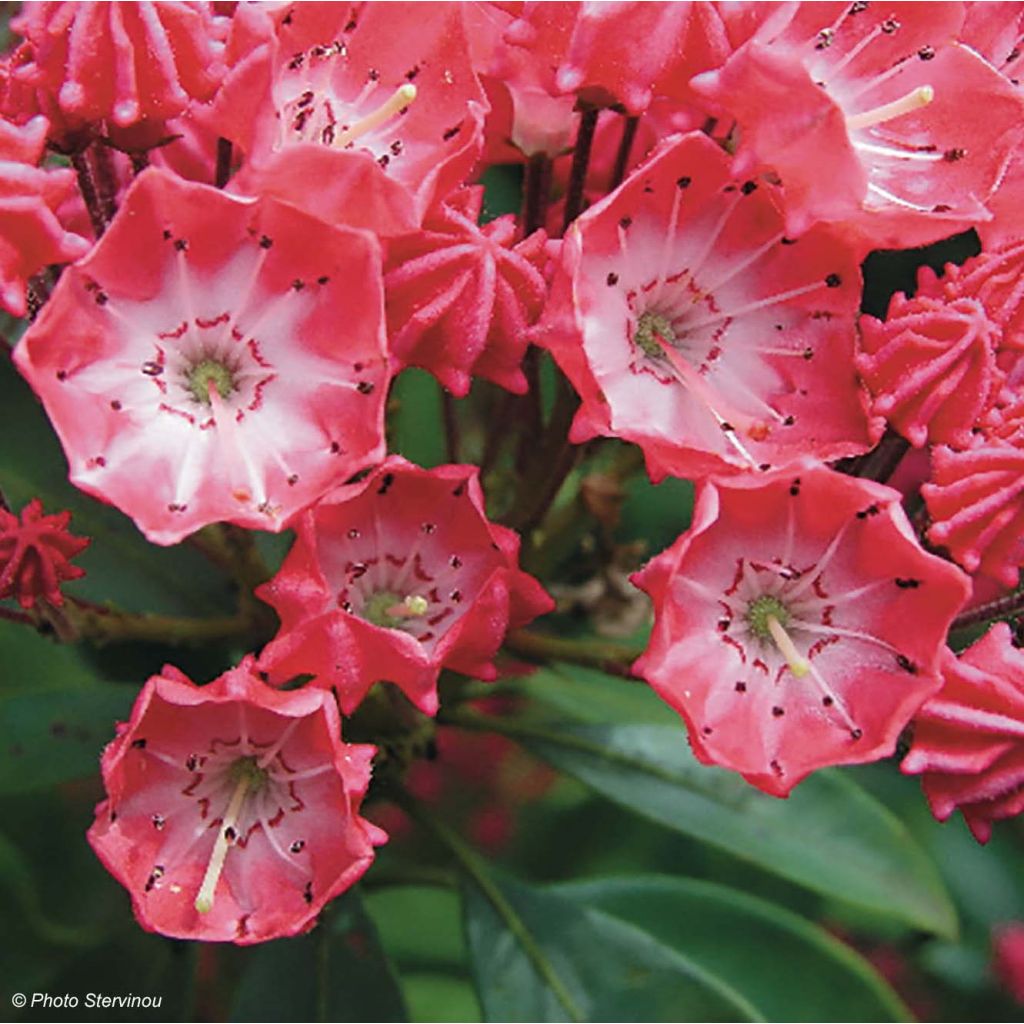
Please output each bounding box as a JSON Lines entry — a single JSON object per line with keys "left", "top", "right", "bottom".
{"left": 766, "top": 614, "right": 811, "bottom": 678}
{"left": 195, "top": 770, "right": 253, "bottom": 914}
{"left": 334, "top": 84, "right": 416, "bottom": 148}
{"left": 385, "top": 594, "right": 429, "bottom": 619}
{"left": 846, "top": 85, "right": 934, "bottom": 132}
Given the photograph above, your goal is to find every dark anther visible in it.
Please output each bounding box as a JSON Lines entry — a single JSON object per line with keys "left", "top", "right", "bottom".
{"left": 825, "top": 273, "right": 841, "bottom": 288}
{"left": 735, "top": 681, "right": 747, "bottom": 692}
{"left": 918, "top": 45, "right": 936, "bottom": 60}
{"left": 850, "top": 727, "right": 864, "bottom": 740}
{"left": 772, "top": 706, "right": 785, "bottom": 717}
{"left": 619, "top": 216, "right": 632, "bottom": 229}
{"left": 741, "top": 180, "right": 757, "bottom": 195}
{"left": 442, "top": 124, "right": 462, "bottom": 141}
{"left": 895, "top": 577, "right": 920, "bottom": 589}
{"left": 943, "top": 147, "right": 966, "bottom": 162}
{"left": 356, "top": 381, "right": 375, "bottom": 394}
{"left": 896, "top": 654, "right": 917, "bottom": 674}
{"left": 131, "top": 738, "right": 147, "bottom": 749}
{"left": 259, "top": 235, "right": 273, "bottom": 249}
{"left": 606, "top": 272, "right": 619, "bottom": 286}
{"left": 173, "top": 238, "right": 188, "bottom": 252}
{"left": 676, "top": 175, "right": 692, "bottom": 189}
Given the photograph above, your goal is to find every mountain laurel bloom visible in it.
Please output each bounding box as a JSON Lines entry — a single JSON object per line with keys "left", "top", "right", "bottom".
{"left": 538, "top": 131, "right": 874, "bottom": 482}
{"left": 257, "top": 457, "right": 554, "bottom": 716}
{"left": 902, "top": 622, "right": 1024, "bottom": 843}
{"left": 87, "top": 658, "right": 385, "bottom": 944}
{"left": 0, "top": 497, "right": 89, "bottom": 609}
{"left": 632, "top": 461, "right": 970, "bottom": 795}
{"left": 14, "top": 167, "right": 389, "bottom": 545}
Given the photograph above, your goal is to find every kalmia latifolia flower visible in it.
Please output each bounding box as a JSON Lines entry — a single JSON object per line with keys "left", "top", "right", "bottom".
{"left": 87, "top": 658, "right": 385, "bottom": 944}
{"left": 0, "top": 497, "right": 89, "bottom": 609}
{"left": 538, "top": 131, "right": 874, "bottom": 482}
{"left": 14, "top": 167, "right": 388, "bottom": 545}
{"left": 213, "top": 2, "right": 487, "bottom": 235}
{"left": 9, "top": 1, "right": 227, "bottom": 137}
{"left": 0, "top": 114, "right": 89, "bottom": 317}
{"left": 257, "top": 457, "right": 553, "bottom": 716}
{"left": 692, "top": 1, "right": 1024, "bottom": 244}
{"left": 902, "top": 623, "right": 1024, "bottom": 843}
{"left": 857, "top": 288, "right": 1001, "bottom": 448}
{"left": 384, "top": 185, "right": 548, "bottom": 396}
{"left": 633, "top": 461, "right": 969, "bottom": 796}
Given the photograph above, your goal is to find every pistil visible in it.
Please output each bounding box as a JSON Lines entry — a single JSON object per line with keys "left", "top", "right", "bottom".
{"left": 766, "top": 614, "right": 810, "bottom": 678}
{"left": 334, "top": 84, "right": 417, "bottom": 148}
{"left": 846, "top": 85, "right": 934, "bottom": 132}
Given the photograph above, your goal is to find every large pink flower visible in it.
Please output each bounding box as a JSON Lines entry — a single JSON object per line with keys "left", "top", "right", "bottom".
{"left": 0, "top": 114, "right": 89, "bottom": 316}
{"left": 537, "top": 131, "right": 875, "bottom": 482}
{"left": 257, "top": 457, "right": 553, "bottom": 716}
{"left": 87, "top": 658, "right": 385, "bottom": 944}
{"left": 902, "top": 623, "right": 1024, "bottom": 843}
{"left": 633, "top": 461, "right": 969, "bottom": 796}
{"left": 210, "top": 2, "right": 487, "bottom": 235}
{"left": 14, "top": 167, "right": 388, "bottom": 546}
{"left": 692, "top": 2, "right": 1024, "bottom": 245}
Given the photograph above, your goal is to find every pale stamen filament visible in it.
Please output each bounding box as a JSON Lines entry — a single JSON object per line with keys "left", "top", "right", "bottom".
{"left": 195, "top": 771, "right": 253, "bottom": 913}
{"left": 846, "top": 85, "right": 934, "bottom": 132}
{"left": 766, "top": 614, "right": 810, "bottom": 678}
{"left": 334, "top": 84, "right": 416, "bottom": 148}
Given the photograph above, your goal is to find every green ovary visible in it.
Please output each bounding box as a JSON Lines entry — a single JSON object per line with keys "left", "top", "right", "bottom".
{"left": 187, "top": 358, "right": 236, "bottom": 404}
{"left": 745, "top": 594, "right": 790, "bottom": 641}
{"left": 634, "top": 311, "right": 677, "bottom": 358}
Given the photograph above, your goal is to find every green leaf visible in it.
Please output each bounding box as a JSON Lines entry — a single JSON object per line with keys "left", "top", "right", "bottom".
{"left": 389, "top": 369, "right": 446, "bottom": 469}
{"left": 557, "top": 876, "right": 911, "bottom": 1022}
{"left": 0, "top": 356, "right": 233, "bottom": 616}
{"left": 0, "top": 682, "right": 134, "bottom": 793}
{"left": 461, "top": 870, "right": 761, "bottom": 1022}
{"left": 231, "top": 890, "right": 408, "bottom": 1022}
{"left": 500, "top": 719, "right": 955, "bottom": 938}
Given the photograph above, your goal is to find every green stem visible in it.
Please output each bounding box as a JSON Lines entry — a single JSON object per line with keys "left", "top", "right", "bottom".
{"left": 66, "top": 601, "right": 254, "bottom": 647}
{"left": 391, "top": 786, "right": 585, "bottom": 1023}
{"left": 950, "top": 588, "right": 1024, "bottom": 632}
{"left": 316, "top": 905, "right": 331, "bottom": 1023}
{"left": 504, "top": 628, "right": 642, "bottom": 679}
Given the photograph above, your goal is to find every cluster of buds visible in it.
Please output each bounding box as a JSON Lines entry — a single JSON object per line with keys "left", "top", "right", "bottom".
{"left": 5, "top": 0, "right": 1024, "bottom": 945}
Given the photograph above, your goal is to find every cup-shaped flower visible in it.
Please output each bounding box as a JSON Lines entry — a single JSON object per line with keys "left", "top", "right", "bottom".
{"left": 633, "top": 460, "right": 969, "bottom": 795}
{"left": 14, "top": 167, "right": 388, "bottom": 545}
{"left": 256, "top": 457, "right": 554, "bottom": 716}
{"left": 536, "top": 131, "right": 875, "bottom": 482}
{"left": 87, "top": 657, "right": 385, "bottom": 944}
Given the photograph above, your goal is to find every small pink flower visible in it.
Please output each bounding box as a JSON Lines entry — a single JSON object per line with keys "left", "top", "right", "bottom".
{"left": 902, "top": 623, "right": 1024, "bottom": 843}
{"left": 0, "top": 498, "right": 89, "bottom": 609}
{"left": 257, "top": 457, "right": 553, "bottom": 716}
{"left": 10, "top": 1, "right": 227, "bottom": 136}
{"left": 384, "top": 186, "right": 548, "bottom": 396}
{"left": 857, "top": 289, "right": 1001, "bottom": 448}
{"left": 0, "top": 114, "right": 89, "bottom": 317}
{"left": 537, "top": 131, "right": 874, "bottom": 481}
{"left": 87, "top": 657, "right": 385, "bottom": 944}
{"left": 14, "top": 167, "right": 388, "bottom": 545}
{"left": 633, "top": 461, "right": 969, "bottom": 796}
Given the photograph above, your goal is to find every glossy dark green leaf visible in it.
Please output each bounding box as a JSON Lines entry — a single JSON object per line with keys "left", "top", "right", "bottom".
{"left": 0, "top": 355, "right": 232, "bottom": 616}
{"left": 461, "top": 870, "right": 761, "bottom": 1022}
{"left": 557, "top": 876, "right": 911, "bottom": 1022}
{"left": 511, "top": 720, "right": 955, "bottom": 937}
{"left": 0, "top": 682, "right": 134, "bottom": 793}
{"left": 230, "top": 890, "right": 408, "bottom": 1022}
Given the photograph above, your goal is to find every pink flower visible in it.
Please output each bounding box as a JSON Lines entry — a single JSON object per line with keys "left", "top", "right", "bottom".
{"left": 537, "top": 130, "right": 875, "bottom": 482}
{"left": 692, "top": 2, "right": 1024, "bottom": 245}
{"left": 87, "top": 657, "right": 385, "bottom": 944}
{"left": 10, "top": 1, "right": 227, "bottom": 137}
{"left": 14, "top": 167, "right": 388, "bottom": 545}
{"left": 923, "top": 443, "right": 1024, "bottom": 586}
{"left": 0, "top": 498, "right": 89, "bottom": 609}
{"left": 257, "top": 457, "right": 554, "bottom": 716}
{"left": 902, "top": 623, "right": 1024, "bottom": 843}
{"left": 857, "top": 289, "right": 1001, "bottom": 448}
{"left": 211, "top": 2, "right": 488, "bottom": 236}
{"left": 632, "top": 461, "right": 969, "bottom": 796}
{"left": 384, "top": 186, "right": 548, "bottom": 396}
{"left": 0, "top": 114, "right": 89, "bottom": 316}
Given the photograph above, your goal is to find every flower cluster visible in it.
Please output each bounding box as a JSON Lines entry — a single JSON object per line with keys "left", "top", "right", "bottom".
{"left": 7, "top": 0, "right": 1024, "bottom": 947}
